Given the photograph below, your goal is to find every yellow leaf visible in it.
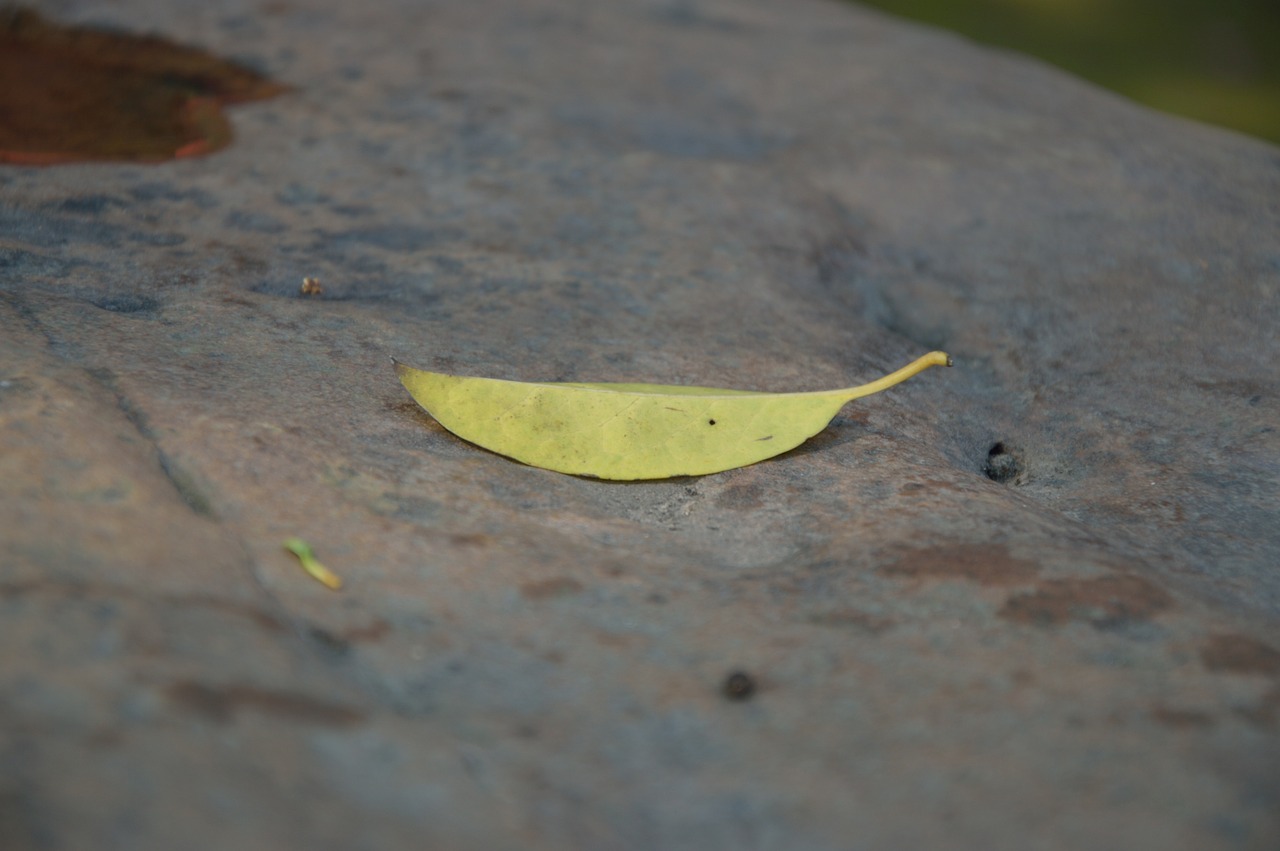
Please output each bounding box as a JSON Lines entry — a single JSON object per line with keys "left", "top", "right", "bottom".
{"left": 395, "top": 351, "right": 952, "bottom": 480}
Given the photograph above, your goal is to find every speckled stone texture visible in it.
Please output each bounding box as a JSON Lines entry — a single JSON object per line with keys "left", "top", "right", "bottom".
{"left": 2, "top": 0, "right": 1279, "bottom": 849}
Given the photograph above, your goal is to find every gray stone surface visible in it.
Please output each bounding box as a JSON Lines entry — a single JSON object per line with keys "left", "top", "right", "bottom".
{"left": 2, "top": 0, "right": 1279, "bottom": 848}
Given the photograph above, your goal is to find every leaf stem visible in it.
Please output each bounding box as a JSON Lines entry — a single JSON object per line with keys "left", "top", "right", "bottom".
{"left": 841, "top": 351, "right": 952, "bottom": 401}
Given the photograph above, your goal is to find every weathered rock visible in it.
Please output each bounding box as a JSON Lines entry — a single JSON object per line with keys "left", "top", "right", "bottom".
{"left": 1, "top": 0, "right": 1278, "bottom": 849}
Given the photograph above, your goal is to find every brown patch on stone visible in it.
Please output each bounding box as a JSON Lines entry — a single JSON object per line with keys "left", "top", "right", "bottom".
{"left": 166, "top": 680, "right": 365, "bottom": 727}
{"left": 899, "top": 478, "right": 968, "bottom": 495}
{"left": 1150, "top": 706, "right": 1215, "bottom": 729}
{"left": 1200, "top": 634, "right": 1280, "bottom": 676}
{"left": 881, "top": 543, "right": 1039, "bottom": 587}
{"left": 715, "top": 482, "right": 764, "bottom": 510}
{"left": 999, "top": 574, "right": 1173, "bottom": 627}
{"left": 0, "top": 7, "right": 287, "bottom": 164}
{"left": 520, "top": 577, "right": 584, "bottom": 600}
{"left": 808, "top": 608, "right": 895, "bottom": 634}
{"left": 341, "top": 618, "right": 391, "bottom": 643}
{"left": 448, "top": 533, "right": 490, "bottom": 548}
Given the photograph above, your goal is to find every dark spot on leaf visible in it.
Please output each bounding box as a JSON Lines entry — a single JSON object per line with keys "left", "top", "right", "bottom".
{"left": 983, "top": 441, "right": 1021, "bottom": 483}
{"left": 708, "top": 419, "right": 717, "bottom": 426}
{"left": 999, "top": 574, "right": 1173, "bottom": 628}
{"left": 755, "top": 434, "right": 773, "bottom": 441}
{"left": 0, "top": 7, "right": 287, "bottom": 165}
{"left": 1200, "top": 634, "right": 1280, "bottom": 676}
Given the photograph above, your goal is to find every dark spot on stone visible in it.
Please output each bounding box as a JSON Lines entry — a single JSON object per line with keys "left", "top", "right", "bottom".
{"left": 127, "top": 231, "right": 186, "bottom": 247}
{"left": 375, "top": 493, "right": 441, "bottom": 522}
{"left": 275, "top": 183, "right": 330, "bottom": 206}
{"left": 722, "top": 670, "right": 756, "bottom": 701}
{"left": 807, "top": 608, "right": 895, "bottom": 634}
{"left": 881, "top": 542, "right": 1039, "bottom": 587}
{"left": 520, "top": 577, "right": 584, "bottom": 600}
{"left": 225, "top": 210, "right": 286, "bottom": 234}
{"left": 983, "top": 442, "right": 1021, "bottom": 483}
{"left": 56, "top": 194, "right": 122, "bottom": 215}
{"left": 715, "top": 482, "right": 764, "bottom": 510}
{"left": 88, "top": 293, "right": 160, "bottom": 315}
{"left": 448, "top": 533, "right": 490, "bottom": 548}
{"left": 1150, "top": 706, "right": 1215, "bottom": 729}
{"left": 0, "top": 246, "right": 77, "bottom": 278}
{"left": 1248, "top": 394, "right": 1262, "bottom": 405}
{"left": 166, "top": 680, "right": 365, "bottom": 727}
{"left": 1200, "top": 634, "right": 1280, "bottom": 676}
{"left": 999, "top": 574, "right": 1174, "bottom": 628}
{"left": 306, "top": 627, "right": 351, "bottom": 658}
{"left": 330, "top": 203, "right": 375, "bottom": 218}
{"left": 0, "top": 7, "right": 287, "bottom": 165}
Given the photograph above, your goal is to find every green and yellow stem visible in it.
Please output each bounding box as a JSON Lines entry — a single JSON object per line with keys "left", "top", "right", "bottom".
{"left": 832, "top": 351, "right": 953, "bottom": 401}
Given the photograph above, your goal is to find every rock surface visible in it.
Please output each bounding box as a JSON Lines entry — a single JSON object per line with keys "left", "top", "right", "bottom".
{"left": 2, "top": 0, "right": 1278, "bottom": 849}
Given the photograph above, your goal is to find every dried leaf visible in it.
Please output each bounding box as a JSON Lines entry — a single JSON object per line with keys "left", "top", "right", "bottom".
{"left": 395, "top": 352, "right": 952, "bottom": 480}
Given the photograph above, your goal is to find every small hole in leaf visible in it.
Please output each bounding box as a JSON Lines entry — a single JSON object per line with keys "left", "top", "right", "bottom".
{"left": 708, "top": 419, "right": 717, "bottom": 426}
{"left": 983, "top": 442, "right": 1021, "bottom": 484}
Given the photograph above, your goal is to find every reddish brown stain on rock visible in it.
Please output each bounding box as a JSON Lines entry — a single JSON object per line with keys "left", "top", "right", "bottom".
{"left": 1149, "top": 706, "right": 1215, "bottom": 729}
{"left": 519, "top": 576, "right": 584, "bottom": 600}
{"left": 881, "top": 543, "right": 1039, "bottom": 587}
{"left": 999, "top": 574, "right": 1174, "bottom": 627}
{"left": 0, "top": 7, "right": 286, "bottom": 164}
{"left": 448, "top": 533, "right": 491, "bottom": 548}
{"left": 166, "top": 681, "right": 365, "bottom": 727}
{"left": 340, "top": 618, "right": 392, "bottom": 643}
{"left": 1200, "top": 634, "right": 1280, "bottom": 676}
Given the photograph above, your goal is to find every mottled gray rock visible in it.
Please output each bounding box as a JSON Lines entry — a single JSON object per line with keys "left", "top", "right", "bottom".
{"left": 2, "top": 0, "right": 1278, "bottom": 849}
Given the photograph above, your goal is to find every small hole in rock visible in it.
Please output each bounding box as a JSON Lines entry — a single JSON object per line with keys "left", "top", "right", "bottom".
{"left": 722, "top": 670, "right": 756, "bottom": 701}
{"left": 983, "top": 442, "right": 1021, "bottom": 484}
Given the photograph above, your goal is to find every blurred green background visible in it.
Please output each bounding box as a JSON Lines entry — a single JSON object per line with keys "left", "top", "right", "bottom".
{"left": 854, "top": 0, "right": 1280, "bottom": 145}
